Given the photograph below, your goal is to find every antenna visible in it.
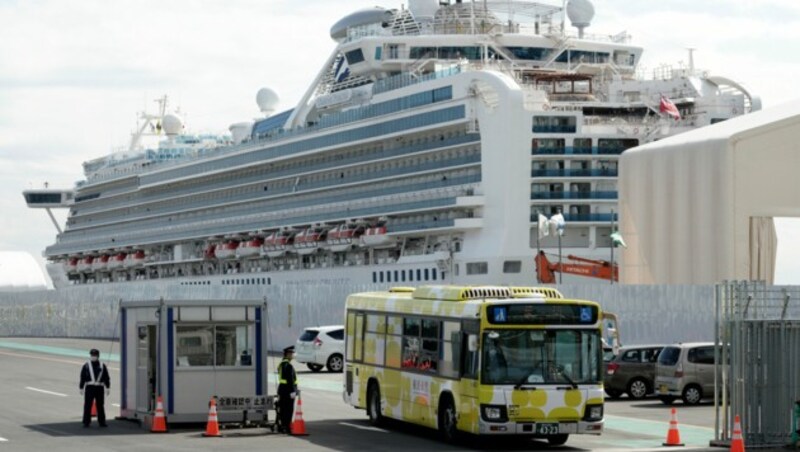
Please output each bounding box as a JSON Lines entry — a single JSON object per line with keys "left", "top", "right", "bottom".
{"left": 687, "top": 47, "right": 696, "bottom": 75}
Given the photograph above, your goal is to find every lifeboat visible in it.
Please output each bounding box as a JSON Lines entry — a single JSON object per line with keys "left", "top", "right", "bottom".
{"left": 124, "top": 250, "right": 146, "bottom": 268}
{"left": 214, "top": 240, "right": 239, "bottom": 259}
{"left": 107, "top": 252, "right": 126, "bottom": 270}
{"left": 294, "top": 226, "right": 327, "bottom": 255}
{"left": 203, "top": 243, "right": 217, "bottom": 260}
{"left": 361, "top": 225, "right": 393, "bottom": 247}
{"left": 327, "top": 223, "right": 364, "bottom": 252}
{"left": 263, "top": 230, "right": 295, "bottom": 258}
{"left": 92, "top": 254, "right": 110, "bottom": 271}
{"left": 65, "top": 256, "right": 79, "bottom": 273}
{"left": 77, "top": 256, "right": 94, "bottom": 272}
{"left": 236, "top": 237, "right": 263, "bottom": 258}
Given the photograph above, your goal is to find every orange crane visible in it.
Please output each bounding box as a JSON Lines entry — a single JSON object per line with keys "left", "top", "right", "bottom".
{"left": 535, "top": 251, "right": 618, "bottom": 283}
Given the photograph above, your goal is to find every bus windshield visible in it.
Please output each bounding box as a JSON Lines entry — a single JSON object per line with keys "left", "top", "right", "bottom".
{"left": 481, "top": 329, "right": 602, "bottom": 386}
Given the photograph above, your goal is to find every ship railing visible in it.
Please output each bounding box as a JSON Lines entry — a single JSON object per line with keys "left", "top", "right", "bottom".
{"left": 47, "top": 176, "right": 482, "bottom": 249}
{"left": 530, "top": 190, "right": 618, "bottom": 200}
{"left": 73, "top": 154, "right": 482, "bottom": 226}
{"left": 531, "top": 168, "right": 618, "bottom": 178}
{"left": 72, "top": 134, "right": 480, "bottom": 216}
{"left": 530, "top": 213, "right": 618, "bottom": 222}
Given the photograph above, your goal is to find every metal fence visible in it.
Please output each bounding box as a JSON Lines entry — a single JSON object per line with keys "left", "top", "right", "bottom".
{"left": 714, "top": 281, "right": 800, "bottom": 448}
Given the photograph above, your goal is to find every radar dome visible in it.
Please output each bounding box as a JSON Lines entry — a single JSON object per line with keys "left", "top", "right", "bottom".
{"left": 161, "top": 113, "right": 184, "bottom": 136}
{"left": 330, "top": 7, "right": 393, "bottom": 41}
{"left": 567, "top": 0, "right": 595, "bottom": 35}
{"left": 256, "top": 87, "right": 279, "bottom": 116}
{"left": 409, "top": 0, "right": 439, "bottom": 22}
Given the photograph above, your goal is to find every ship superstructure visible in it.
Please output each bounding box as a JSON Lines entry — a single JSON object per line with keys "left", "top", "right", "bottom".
{"left": 28, "top": 0, "right": 759, "bottom": 289}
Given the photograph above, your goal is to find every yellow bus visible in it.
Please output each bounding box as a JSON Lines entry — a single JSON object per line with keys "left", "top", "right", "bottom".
{"left": 343, "top": 285, "right": 604, "bottom": 445}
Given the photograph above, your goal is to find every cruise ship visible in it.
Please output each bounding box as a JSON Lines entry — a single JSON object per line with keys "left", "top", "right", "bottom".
{"left": 25, "top": 0, "right": 759, "bottom": 293}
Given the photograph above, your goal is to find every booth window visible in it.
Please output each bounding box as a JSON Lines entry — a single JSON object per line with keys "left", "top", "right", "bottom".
{"left": 176, "top": 324, "right": 254, "bottom": 367}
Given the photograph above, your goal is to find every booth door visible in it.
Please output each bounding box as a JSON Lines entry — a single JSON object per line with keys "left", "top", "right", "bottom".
{"left": 136, "top": 324, "right": 157, "bottom": 413}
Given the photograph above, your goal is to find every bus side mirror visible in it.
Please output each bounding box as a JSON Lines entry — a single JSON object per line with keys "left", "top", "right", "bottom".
{"left": 467, "top": 334, "right": 478, "bottom": 352}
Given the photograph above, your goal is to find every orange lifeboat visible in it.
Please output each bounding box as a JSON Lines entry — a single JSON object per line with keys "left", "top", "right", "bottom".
{"left": 203, "top": 243, "right": 217, "bottom": 260}
{"left": 361, "top": 225, "right": 393, "bottom": 247}
{"left": 236, "top": 237, "right": 263, "bottom": 258}
{"left": 125, "top": 250, "right": 146, "bottom": 268}
{"left": 294, "top": 227, "right": 327, "bottom": 255}
{"left": 214, "top": 240, "right": 239, "bottom": 259}
{"left": 108, "top": 252, "right": 126, "bottom": 270}
{"left": 66, "top": 256, "right": 80, "bottom": 273}
{"left": 263, "top": 230, "right": 294, "bottom": 258}
{"left": 77, "top": 256, "right": 94, "bottom": 272}
{"left": 327, "top": 223, "right": 364, "bottom": 252}
{"left": 92, "top": 254, "right": 110, "bottom": 271}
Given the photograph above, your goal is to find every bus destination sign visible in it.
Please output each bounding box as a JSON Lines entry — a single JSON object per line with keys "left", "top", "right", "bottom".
{"left": 487, "top": 304, "right": 598, "bottom": 325}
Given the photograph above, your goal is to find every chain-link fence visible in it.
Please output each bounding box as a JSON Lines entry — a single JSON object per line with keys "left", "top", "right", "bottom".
{"left": 714, "top": 281, "right": 800, "bottom": 448}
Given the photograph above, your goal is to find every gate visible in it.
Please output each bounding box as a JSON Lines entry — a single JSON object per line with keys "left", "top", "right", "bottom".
{"left": 714, "top": 281, "right": 800, "bottom": 448}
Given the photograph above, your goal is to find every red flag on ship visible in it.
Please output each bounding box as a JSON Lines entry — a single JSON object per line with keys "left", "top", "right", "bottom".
{"left": 659, "top": 95, "right": 681, "bottom": 120}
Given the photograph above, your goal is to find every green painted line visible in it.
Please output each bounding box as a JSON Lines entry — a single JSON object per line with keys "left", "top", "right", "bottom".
{"left": 0, "top": 341, "right": 120, "bottom": 362}
{"left": 604, "top": 414, "right": 713, "bottom": 447}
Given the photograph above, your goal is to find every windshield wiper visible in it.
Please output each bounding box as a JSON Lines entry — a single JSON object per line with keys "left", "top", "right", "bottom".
{"left": 514, "top": 373, "right": 540, "bottom": 390}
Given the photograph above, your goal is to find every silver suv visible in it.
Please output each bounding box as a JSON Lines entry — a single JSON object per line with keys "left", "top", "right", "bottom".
{"left": 655, "top": 342, "right": 717, "bottom": 405}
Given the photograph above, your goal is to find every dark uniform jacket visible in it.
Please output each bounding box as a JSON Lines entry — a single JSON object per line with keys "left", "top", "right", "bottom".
{"left": 79, "top": 361, "right": 110, "bottom": 389}
{"left": 277, "top": 359, "right": 297, "bottom": 395}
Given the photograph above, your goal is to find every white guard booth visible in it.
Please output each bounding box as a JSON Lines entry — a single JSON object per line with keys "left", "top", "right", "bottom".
{"left": 117, "top": 299, "right": 269, "bottom": 424}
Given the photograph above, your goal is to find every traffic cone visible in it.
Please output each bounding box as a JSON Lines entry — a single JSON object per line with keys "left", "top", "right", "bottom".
{"left": 730, "top": 415, "right": 745, "bottom": 452}
{"left": 151, "top": 396, "right": 168, "bottom": 433}
{"left": 91, "top": 400, "right": 97, "bottom": 417}
{"left": 202, "top": 397, "right": 221, "bottom": 437}
{"left": 290, "top": 395, "right": 309, "bottom": 436}
{"left": 663, "top": 408, "right": 684, "bottom": 447}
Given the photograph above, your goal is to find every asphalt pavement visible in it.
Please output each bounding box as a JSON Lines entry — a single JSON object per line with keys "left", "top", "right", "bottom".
{"left": 0, "top": 337, "right": 730, "bottom": 452}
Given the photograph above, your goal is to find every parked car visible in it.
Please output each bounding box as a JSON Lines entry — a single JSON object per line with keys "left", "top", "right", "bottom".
{"left": 604, "top": 345, "right": 665, "bottom": 399}
{"left": 655, "top": 342, "right": 718, "bottom": 405}
{"left": 295, "top": 325, "right": 345, "bottom": 372}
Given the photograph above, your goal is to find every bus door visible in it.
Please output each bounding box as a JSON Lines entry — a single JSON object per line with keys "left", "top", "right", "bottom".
{"left": 456, "top": 321, "right": 480, "bottom": 432}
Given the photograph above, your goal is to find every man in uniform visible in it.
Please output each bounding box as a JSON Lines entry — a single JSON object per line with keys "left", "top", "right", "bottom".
{"left": 276, "top": 346, "right": 299, "bottom": 434}
{"left": 79, "top": 348, "right": 110, "bottom": 427}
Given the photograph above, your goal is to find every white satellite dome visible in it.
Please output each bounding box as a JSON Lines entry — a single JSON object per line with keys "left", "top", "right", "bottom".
{"left": 0, "top": 251, "right": 48, "bottom": 290}
{"left": 161, "top": 113, "right": 184, "bottom": 136}
{"left": 409, "top": 0, "right": 439, "bottom": 22}
{"left": 229, "top": 121, "right": 254, "bottom": 144}
{"left": 567, "top": 0, "right": 595, "bottom": 37}
{"left": 256, "top": 87, "right": 280, "bottom": 116}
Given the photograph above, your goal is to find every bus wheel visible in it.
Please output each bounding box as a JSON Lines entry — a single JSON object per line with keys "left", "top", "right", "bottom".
{"left": 547, "top": 434, "right": 569, "bottom": 446}
{"left": 367, "top": 383, "right": 383, "bottom": 426}
{"left": 438, "top": 396, "right": 459, "bottom": 443}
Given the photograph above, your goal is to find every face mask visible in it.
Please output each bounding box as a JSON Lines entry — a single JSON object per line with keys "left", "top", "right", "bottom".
{"left": 91, "top": 356, "right": 99, "bottom": 362}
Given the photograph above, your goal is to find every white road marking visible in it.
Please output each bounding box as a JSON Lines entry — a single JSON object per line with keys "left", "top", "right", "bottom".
{"left": 0, "top": 350, "right": 119, "bottom": 370}
{"left": 339, "top": 422, "right": 389, "bottom": 433}
{"left": 25, "top": 386, "right": 68, "bottom": 397}
{"left": 0, "top": 437, "right": 7, "bottom": 442}
{"left": 112, "top": 403, "right": 120, "bottom": 407}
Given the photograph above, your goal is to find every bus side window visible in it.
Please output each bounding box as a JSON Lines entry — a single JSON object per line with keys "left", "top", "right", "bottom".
{"left": 346, "top": 312, "right": 355, "bottom": 361}
{"left": 354, "top": 313, "right": 365, "bottom": 362}
{"left": 461, "top": 320, "right": 480, "bottom": 379}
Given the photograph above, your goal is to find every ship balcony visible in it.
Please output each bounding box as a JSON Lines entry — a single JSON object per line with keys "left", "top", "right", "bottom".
{"left": 531, "top": 169, "right": 618, "bottom": 178}
{"left": 387, "top": 217, "right": 482, "bottom": 235}
{"left": 530, "top": 190, "right": 618, "bottom": 200}
{"left": 532, "top": 125, "right": 577, "bottom": 134}
{"left": 531, "top": 146, "right": 628, "bottom": 156}
{"left": 529, "top": 213, "right": 618, "bottom": 223}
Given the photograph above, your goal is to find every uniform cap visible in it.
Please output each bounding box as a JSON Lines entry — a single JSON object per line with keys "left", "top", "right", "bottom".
{"left": 89, "top": 348, "right": 100, "bottom": 356}
{"left": 283, "top": 346, "right": 295, "bottom": 355}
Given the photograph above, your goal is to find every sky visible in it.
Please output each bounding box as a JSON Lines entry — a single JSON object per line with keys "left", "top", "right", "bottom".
{"left": 1, "top": 0, "right": 799, "bottom": 285}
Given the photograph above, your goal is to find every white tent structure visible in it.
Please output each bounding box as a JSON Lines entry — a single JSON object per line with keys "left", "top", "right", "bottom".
{"left": 0, "top": 251, "right": 48, "bottom": 291}
{"left": 619, "top": 101, "right": 800, "bottom": 284}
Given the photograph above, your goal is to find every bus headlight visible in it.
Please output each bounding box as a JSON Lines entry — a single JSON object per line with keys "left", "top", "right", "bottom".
{"left": 480, "top": 404, "right": 508, "bottom": 422}
{"left": 583, "top": 404, "right": 603, "bottom": 421}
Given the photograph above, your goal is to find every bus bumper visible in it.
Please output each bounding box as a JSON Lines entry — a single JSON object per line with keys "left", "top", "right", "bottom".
{"left": 478, "top": 419, "right": 604, "bottom": 436}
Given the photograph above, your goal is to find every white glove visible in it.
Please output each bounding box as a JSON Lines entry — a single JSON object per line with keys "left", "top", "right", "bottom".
{"left": 105, "top": 388, "right": 110, "bottom": 397}
{"left": 290, "top": 392, "right": 296, "bottom": 399}
{"left": 80, "top": 388, "right": 85, "bottom": 397}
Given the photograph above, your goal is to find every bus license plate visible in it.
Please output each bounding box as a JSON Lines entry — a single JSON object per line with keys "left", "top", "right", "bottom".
{"left": 536, "top": 423, "right": 560, "bottom": 435}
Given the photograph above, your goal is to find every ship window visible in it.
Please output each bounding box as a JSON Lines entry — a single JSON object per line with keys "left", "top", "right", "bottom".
{"left": 380, "top": 272, "right": 384, "bottom": 283}
{"left": 466, "top": 262, "right": 488, "bottom": 275}
{"left": 373, "top": 272, "right": 377, "bottom": 283}
{"left": 345, "top": 48, "right": 365, "bottom": 64}
{"left": 424, "top": 269, "right": 430, "bottom": 281}
{"left": 374, "top": 46, "right": 382, "bottom": 60}
{"left": 710, "top": 118, "right": 727, "bottom": 124}
{"left": 533, "top": 117, "right": 576, "bottom": 134}
{"left": 505, "top": 46, "right": 552, "bottom": 61}
{"left": 416, "top": 269, "right": 422, "bottom": 281}
{"left": 432, "top": 268, "right": 437, "bottom": 280}
{"left": 387, "top": 271, "right": 392, "bottom": 282}
{"left": 394, "top": 270, "right": 399, "bottom": 281}
{"left": 598, "top": 138, "right": 639, "bottom": 155}
{"left": 409, "top": 270, "right": 414, "bottom": 282}
{"left": 268, "top": 277, "right": 271, "bottom": 285}
{"left": 503, "top": 260, "right": 522, "bottom": 274}
{"left": 401, "top": 270, "right": 406, "bottom": 282}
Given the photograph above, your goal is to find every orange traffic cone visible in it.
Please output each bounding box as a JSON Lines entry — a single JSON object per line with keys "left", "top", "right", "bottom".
{"left": 290, "top": 395, "right": 309, "bottom": 436}
{"left": 203, "top": 397, "right": 221, "bottom": 437}
{"left": 151, "top": 396, "right": 168, "bottom": 433}
{"left": 730, "top": 415, "right": 745, "bottom": 452}
{"left": 663, "top": 407, "right": 684, "bottom": 447}
{"left": 91, "top": 400, "right": 97, "bottom": 417}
